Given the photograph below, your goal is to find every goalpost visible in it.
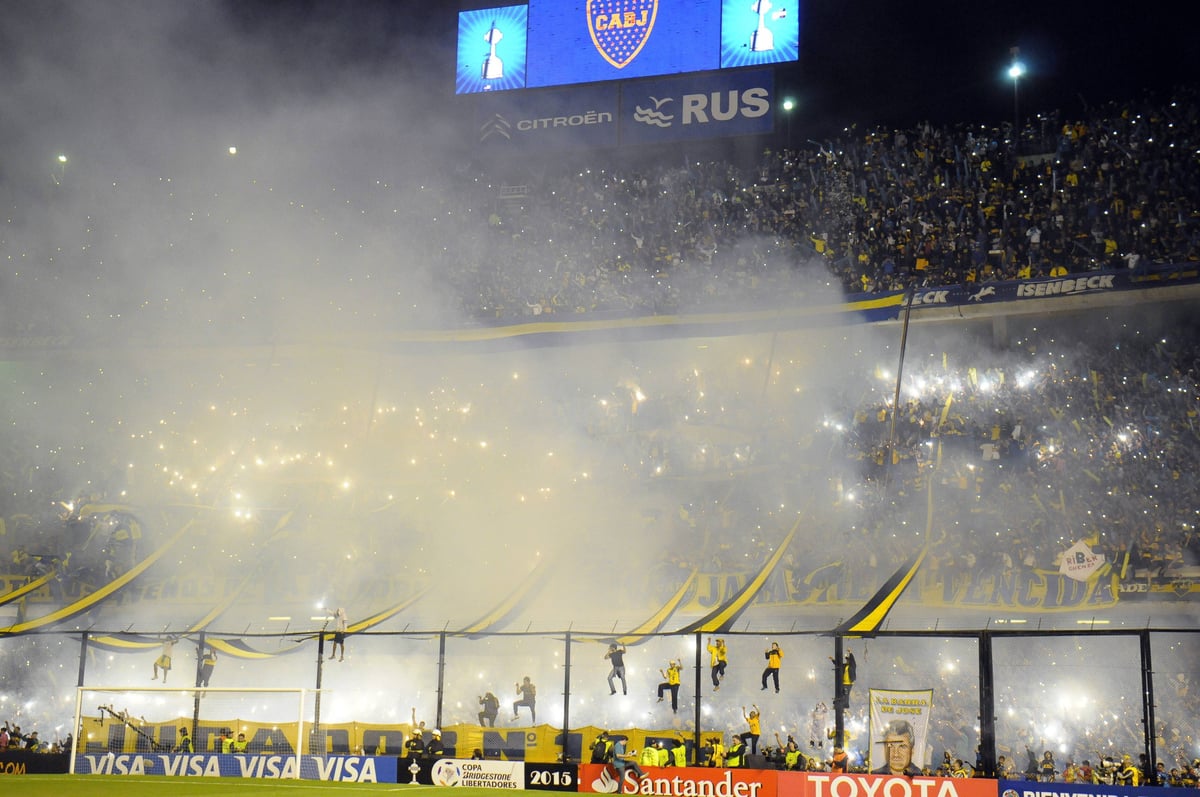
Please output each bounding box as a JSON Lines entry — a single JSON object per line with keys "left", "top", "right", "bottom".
{"left": 71, "top": 686, "right": 318, "bottom": 777}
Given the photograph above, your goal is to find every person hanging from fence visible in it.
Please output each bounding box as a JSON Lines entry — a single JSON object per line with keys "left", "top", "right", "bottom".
{"left": 707, "top": 637, "right": 727, "bottom": 691}
{"left": 198, "top": 646, "right": 217, "bottom": 688}
{"left": 606, "top": 643, "right": 628, "bottom": 695}
{"left": 760, "top": 642, "right": 784, "bottom": 693}
{"left": 512, "top": 675, "right": 536, "bottom": 723}
{"left": 657, "top": 658, "right": 682, "bottom": 713}
{"left": 152, "top": 637, "right": 177, "bottom": 682}
{"left": 478, "top": 691, "right": 500, "bottom": 727}
{"left": 831, "top": 650, "right": 856, "bottom": 708}
{"left": 809, "top": 701, "right": 828, "bottom": 748}
{"left": 327, "top": 607, "right": 347, "bottom": 662}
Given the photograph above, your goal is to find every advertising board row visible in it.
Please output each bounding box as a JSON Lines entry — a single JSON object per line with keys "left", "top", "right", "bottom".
{"left": 30, "top": 755, "right": 1193, "bottom": 797}
{"left": 473, "top": 68, "right": 774, "bottom": 151}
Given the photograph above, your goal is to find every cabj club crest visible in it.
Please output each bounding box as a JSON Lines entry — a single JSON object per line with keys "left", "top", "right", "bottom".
{"left": 587, "top": 0, "right": 658, "bottom": 69}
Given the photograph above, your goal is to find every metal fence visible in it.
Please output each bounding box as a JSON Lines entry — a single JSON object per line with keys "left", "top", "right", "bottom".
{"left": 3, "top": 627, "right": 1198, "bottom": 777}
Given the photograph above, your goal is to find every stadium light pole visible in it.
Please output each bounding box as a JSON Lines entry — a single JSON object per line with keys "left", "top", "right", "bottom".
{"left": 781, "top": 98, "right": 795, "bottom": 150}
{"left": 1007, "top": 47, "right": 1024, "bottom": 153}
{"left": 313, "top": 620, "right": 329, "bottom": 751}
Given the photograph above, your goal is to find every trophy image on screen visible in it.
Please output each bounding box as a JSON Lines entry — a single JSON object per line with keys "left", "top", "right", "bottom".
{"left": 482, "top": 20, "right": 504, "bottom": 80}
{"left": 750, "top": 0, "right": 787, "bottom": 53}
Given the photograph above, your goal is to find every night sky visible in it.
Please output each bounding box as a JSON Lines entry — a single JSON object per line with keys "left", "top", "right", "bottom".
{"left": 790, "top": 1, "right": 1193, "bottom": 135}
{"left": 220, "top": 0, "right": 1194, "bottom": 136}
{"left": 0, "top": 0, "right": 1190, "bottom": 177}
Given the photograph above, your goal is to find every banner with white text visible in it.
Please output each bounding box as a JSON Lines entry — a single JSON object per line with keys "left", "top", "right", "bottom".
{"left": 998, "top": 779, "right": 1195, "bottom": 797}
{"left": 578, "top": 763, "right": 776, "bottom": 797}
{"left": 73, "top": 752, "right": 396, "bottom": 782}
{"left": 786, "top": 772, "right": 997, "bottom": 797}
{"left": 868, "top": 689, "right": 934, "bottom": 775}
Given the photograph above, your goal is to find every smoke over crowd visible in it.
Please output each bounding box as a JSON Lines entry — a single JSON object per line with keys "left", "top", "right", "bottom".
{"left": 2, "top": 0, "right": 1198, "bottom": 772}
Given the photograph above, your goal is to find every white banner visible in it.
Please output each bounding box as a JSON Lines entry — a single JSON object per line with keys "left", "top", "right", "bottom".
{"left": 868, "top": 688, "right": 934, "bottom": 775}
{"left": 1059, "top": 540, "right": 1105, "bottom": 581}
{"left": 431, "top": 758, "right": 526, "bottom": 789}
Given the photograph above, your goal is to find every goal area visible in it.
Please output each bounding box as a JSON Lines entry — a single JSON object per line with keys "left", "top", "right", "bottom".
{"left": 71, "top": 686, "right": 323, "bottom": 777}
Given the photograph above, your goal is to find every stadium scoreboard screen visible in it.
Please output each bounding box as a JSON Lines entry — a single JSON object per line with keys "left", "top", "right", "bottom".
{"left": 456, "top": 0, "right": 799, "bottom": 94}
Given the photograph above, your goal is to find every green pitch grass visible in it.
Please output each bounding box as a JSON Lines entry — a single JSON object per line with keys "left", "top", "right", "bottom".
{"left": 17, "top": 776, "right": 507, "bottom": 796}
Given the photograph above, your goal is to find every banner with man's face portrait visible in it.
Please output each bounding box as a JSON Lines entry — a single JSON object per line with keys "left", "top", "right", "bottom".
{"left": 868, "top": 688, "right": 934, "bottom": 775}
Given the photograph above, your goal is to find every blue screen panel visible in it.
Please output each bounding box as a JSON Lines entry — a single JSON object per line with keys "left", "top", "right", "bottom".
{"left": 720, "top": 0, "right": 799, "bottom": 68}
{"left": 526, "top": 0, "right": 722, "bottom": 89}
{"left": 456, "top": 7, "right": 529, "bottom": 94}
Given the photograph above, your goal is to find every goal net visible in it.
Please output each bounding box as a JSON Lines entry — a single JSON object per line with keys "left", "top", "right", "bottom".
{"left": 72, "top": 686, "right": 322, "bottom": 777}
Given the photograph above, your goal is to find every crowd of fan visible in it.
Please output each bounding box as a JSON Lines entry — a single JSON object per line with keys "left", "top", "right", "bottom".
{"left": 735, "top": 634, "right": 1200, "bottom": 782}
{"left": 2, "top": 89, "right": 1198, "bottom": 336}
{"left": 13, "top": 308, "right": 1200, "bottom": 769}
{"left": 7, "top": 304, "right": 1199, "bottom": 599}
{"left": 0, "top": 721, "right": 68, "bottom": 754}
{"left": 593, "top": 309, "right": 1200, "bottom": 775}
{"left": 444, "top": 87, "right": 1200, "bottom": 318}
{"left": 829, "top": 317, "right": 1200, "bottom": 583}
{"left": 598, "top": 308, "right": 1200, "bottom": 592}
{"left": 4, "top": 90, "right": 1200, "bottom": 771}
{"left": 5, "top": 265, "right": 1200, "bottom": 768}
